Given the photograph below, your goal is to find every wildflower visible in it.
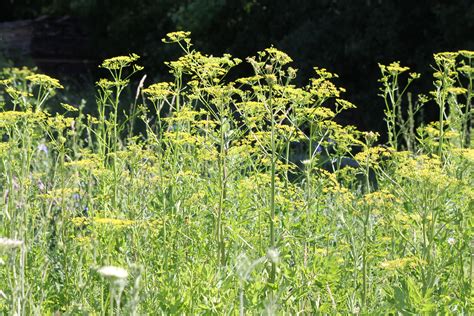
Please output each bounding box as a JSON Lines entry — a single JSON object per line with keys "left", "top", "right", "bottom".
{"left": 264, "top": 46, "right": 293, "bottom": 65}
{"left": 386, "top": 62, "right": 410, "bottom": 74}
{"left": 73, "top": 236, "right": 93, "bottom": 245}
{"left": 37, "top": 179, "right": 45, "bottom": 192}
{"left": 100, "top": 54, "right": 140, "bottom": 70}
{"left": 26, "top": 74, "right": 63, "bottom": 89}
{"left": 61, "top": 103, "right": 79, "bottom": 112}
{"left": 309, "top": 77, "right": 340, "bottom": 99}
{"left": 335, "top": 99, "right": 356, "bottom": 110}
{"left": 286, "top": 66, "right": 297, "bottom": 79}
{"left": 96, "top": 78, "right": 129, "bottom": 89}
{"left": 458, "top": 65, "right": 474, "bottom": 75}
{"left": 0, "top": 237, "right": 23, "bottom": 250}
{"left": 162, "top": 31, "right": 192, "bottom": 43}
{"left": 434, "top": 52, "right": 459, "bottom": 65}
{"left": 64, "top": 157, "right": 100, "bottom": 169}
{"left": 447, "top": 87, "right": 467, "bottom": 95}
{"left": 266, "top": 248, "right": 280, "bottom": 263}
{"left": 39, "top": 188, "right": 78, "bottom": 201}
{"left": 380, "top": 256, "right": 425, "bottom": 270}
{"left": 236, "top": 75, "right": 263, "bottom": 85}
{"left": 459, "top": 50, "right": 474, "bottom": 58}
{"left": 71, "top": 217, "right": 89, "bottom": 226}
{"left": 37, "top": 143, "right": 48, "bottom": 154}
{"left": 74, "top": 215, "right": 162, "bottom": 229}
{"left": 447, "top": 237, "right": 456, "bottom": 246}
{"left": 264, "top": 74, "right": 277, "bottom": 85}
{"left": 0, "top": 111, "right": 31, "bottom": 128}
{"left": 97, "top": 266, "right": 128, "bottom": 280}
{"left": 143, "top": 82, "right": 175, "bottom": 100}
{"left": 4, "top": 87, "right": 32, "bottom": 100}
{"left": 0, "top": 143, "right": 12, "bottom": 157}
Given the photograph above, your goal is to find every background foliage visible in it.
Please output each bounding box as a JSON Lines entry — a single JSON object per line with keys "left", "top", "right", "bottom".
{"left": 1, "top": 0, "right": 473, "bottom": 135}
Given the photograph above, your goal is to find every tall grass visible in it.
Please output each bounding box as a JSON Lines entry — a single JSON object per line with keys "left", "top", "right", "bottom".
{"left": 0, "top": 33, "right": 472, "bottom": 314}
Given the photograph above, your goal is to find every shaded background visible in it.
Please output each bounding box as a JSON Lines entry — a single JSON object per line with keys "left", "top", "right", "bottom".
{"left": 1, "top": 0, "right": 473, "bottom": 137}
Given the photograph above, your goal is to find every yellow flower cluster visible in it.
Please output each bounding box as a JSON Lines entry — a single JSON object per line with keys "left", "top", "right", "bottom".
{"left": 361, "top": 189, "right": 398, "bottom": 210}
{"left": 71, "top": 217, "right": 163, "bottom": 229}
{"left": 236, "top": 75, "right": 264, "bottom": 85}
{"left": 458, "top": 50, "right": 474, "bottom": 58}
{"left": 143, "top": 82, "right": 175, "bottom": 100}
{"left": 163, "top": 131, "right": 204, "bottom": 146}
{"left": 65, "top": 158, "right": 101, "bottom": 170}
{"left": 4, "top": 87, "right": 32, "bottom": 100}
{"left": 263, "top": 47, "right": 293, "bottom": 65}
{"left": 162, "top": 31, "right": 192, "bottom": 43}
{"left": 26, "top": 74, "right": 63, "bottom": 89}
{"left": 383, "top": 62, "right": 410, "bottom": 74}
{"left": 354, "top": 146, "right": 392, "bottom": 167}
{"left": 458, "top": 65, "right": 474, "bottom": 75}
{"left": 61, "top": 103, "right": 79, "bottom": 112}
{"left": 395, "top": 153, "right": 456, "bottom": 188}
{"left": 452, "top": 148, "right": 474, "bottom": 163}
{"left": 335, "top": 99, "right": 356, "bottom": 110}
{"left": 0, "top": 142, "right": 12, "bottom": 157}
{"left": 447, "top": 87, "right": 467, "bottom": 95}
{"left": 96, "top": 78, "right": 130, "bottom": 89}
{"left": 296, "top": 106, "right": 335, "bottom": 121}
{"left": 309, "top": 77, "right": 341, "bottom": 99}
{"left": 100, "top": 53, "right": 140, "bottom": 70}
{"left": 46, "top": 114, "right": 75, "bottom": 131}
{"left": 434, "top": 52, "right": 459, "bottom": 64}
{"left": 0, "top": 110, "right": 31, "bottom": 127}
{"left": 163, "top": 107, "right": 201, "bottom": 124}
{"left": 380, "top": 256, "right": 426, "bottom": 270}
{"left": 39, "top": 188, "right": 79, "bottom": 200}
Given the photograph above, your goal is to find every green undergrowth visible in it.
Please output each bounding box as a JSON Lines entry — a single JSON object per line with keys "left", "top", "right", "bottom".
{"left": 0, "top": 32, "right": 472, "bottom": 314}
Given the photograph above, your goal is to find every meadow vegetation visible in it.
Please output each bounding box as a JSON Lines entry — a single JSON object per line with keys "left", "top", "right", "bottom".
{"left": 0, "top": 32, "right": 472, "bottom": 314}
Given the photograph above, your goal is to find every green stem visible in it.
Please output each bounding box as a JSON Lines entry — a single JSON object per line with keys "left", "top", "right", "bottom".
{"left": 217, "top": 110, "right": 227, "bottom": 266}
{"left": 269, "top": 85, "right": 276, "bottom": 285}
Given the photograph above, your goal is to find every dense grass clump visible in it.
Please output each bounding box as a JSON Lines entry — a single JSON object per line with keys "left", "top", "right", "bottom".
{"left": 0, "top": 32, "right": 472, "bottom": 314}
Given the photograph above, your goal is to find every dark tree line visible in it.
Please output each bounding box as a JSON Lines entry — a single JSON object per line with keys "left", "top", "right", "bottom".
{"left": 1, "top": 0, "right": 473, "bottom": 135}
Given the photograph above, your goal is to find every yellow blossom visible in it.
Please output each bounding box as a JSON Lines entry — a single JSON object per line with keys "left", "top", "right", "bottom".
{"left": 100, "top": 54, "right": 140, "bottom": 70}
{"left": 26, "top": 74, "right": 63, "bottom": 89}
{"left": 380, "top": 256, "right": 426, "bottom": 270}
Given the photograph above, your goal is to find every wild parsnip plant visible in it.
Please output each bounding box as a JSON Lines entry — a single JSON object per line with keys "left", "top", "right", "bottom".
{"left": 0, "top": 32, "right": 472, "bottom": 314}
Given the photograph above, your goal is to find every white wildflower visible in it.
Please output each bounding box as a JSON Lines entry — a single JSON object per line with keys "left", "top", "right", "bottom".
{"left": 353, "top": 306, "right": 360, "bottom": 314}
{"left": 98, "top": 266, "right": 128, "bottom": 280}
{"left": 0, "top": 237, "right": 23, "bottom": 250}
{"left": 447, "top": 237, "right": 456, "bottom": 246}
{"left": 266, "top": 248, "right": 280, "bottom": 264}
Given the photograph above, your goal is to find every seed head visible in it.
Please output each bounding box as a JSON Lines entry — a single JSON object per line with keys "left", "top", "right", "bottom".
{"left": 0, "top": 237, "right": 23, "bottom": 250}
{"left": 447, "top": 237, "right": 456, "bottom": 246}
{"left": 97, "top": 266, "right": 128, "bottom": 280}
{"left": 266, "top": 248, "right": 280, "bottom": 264}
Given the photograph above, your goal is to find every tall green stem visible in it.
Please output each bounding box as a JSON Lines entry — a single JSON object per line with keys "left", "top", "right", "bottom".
{"left": 217, "top": 108, "right": 227, "bottom": 266}
{"left": 269, "top": 85, "right": 276, "bottom": 285}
